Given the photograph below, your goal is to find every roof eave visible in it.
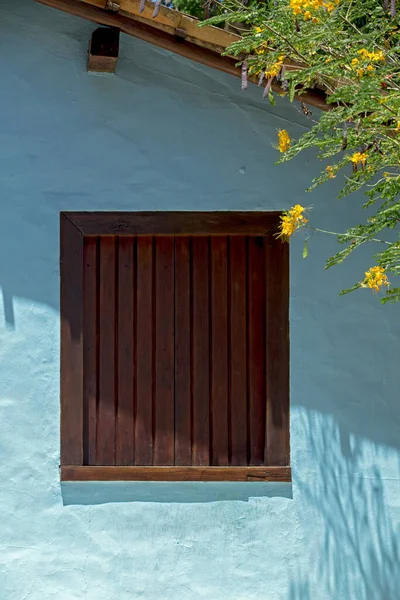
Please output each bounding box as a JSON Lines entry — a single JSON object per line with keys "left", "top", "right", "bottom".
{"left": 35, "top": 0, "right": 329, "bottom": 110}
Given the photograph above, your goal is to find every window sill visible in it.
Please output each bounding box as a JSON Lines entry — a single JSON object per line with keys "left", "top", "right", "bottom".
{"left": 60, "top": 466, "right": 291, "bottom": 482}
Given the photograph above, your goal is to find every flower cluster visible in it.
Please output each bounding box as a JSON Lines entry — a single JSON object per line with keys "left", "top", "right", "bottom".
{"left": 255, "top": 43, "right": 268, "bottom": 56}
{"left": 362, "top": 266, "right": 390, "bottom": 292}
{"left": 289, "top": 0, "right": 337, "bottom": 18}
{"left": 350, "top": 152, "right": 368, "bottom": 166}
{"left": 357, "top": 48, "right": 385, "bottom": 62}
{"left": 277, "top": 205, "right": 308, "bottom": 240}
{"left": 209, "top": 0, "right": 400, "bottom": 303}
{"left": 326, "top": 165, "right": 336, "bottom": 179}
{"left": 351, "top": 48, "right": 385, "bottom": 77}
{"left": 277, "top": 129, "right": 291, "bottom": 153}
{"left": 265, "top": 56, "right": 284, "bottom": 79}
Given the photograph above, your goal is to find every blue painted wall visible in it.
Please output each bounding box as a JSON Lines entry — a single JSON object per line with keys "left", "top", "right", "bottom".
{"left": 1, "top": 1, "right": 400, "bottom": 598}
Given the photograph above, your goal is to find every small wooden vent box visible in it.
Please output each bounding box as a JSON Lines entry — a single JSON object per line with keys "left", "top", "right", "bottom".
{"left": 88, "top": 27, "right": 120, "bottom": 74}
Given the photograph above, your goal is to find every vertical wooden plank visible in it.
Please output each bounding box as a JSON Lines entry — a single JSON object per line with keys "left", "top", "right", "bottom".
{"left": 247, "top": 236, "right": 266, "bottom": 465}
{"left": 210, "top": 237, "right": 229, "bottom": 466}
{"left": 174, "top": 237, "right": 191, "bottom": 465}
{"left": 97, "top": 236, "right": 116, "bottom": 465}
{"left": 154, "top": 237, "right": 175, "bottom": 465}
{"left": 265, "top": 233, "right": 290, "bottom": 466}
{"left": 229, "top": 236, "right": 247, "bottom": 466}
{"left": 60, "top": 214, "right": 84, "bottom": 465}
{"left": 192, "top": 237, "right": 210, "bottom": 466}
{"left": 116, "top": 236, "right": 135, "bottom": 465}
{"left": 83, "top": 236, "right": 98, "bottom": 465}
{"left": 135, "top": 237, "right": 153, "bottom": 465}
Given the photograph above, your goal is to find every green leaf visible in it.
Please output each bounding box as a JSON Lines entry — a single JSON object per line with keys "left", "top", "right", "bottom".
{"left": 289, "top": 80, "right": 296, "bottom": 103}
{"left": 339, "top": 283, "right": 362, "bottom": 296}
{"left": 211, "top": 0, "right": 400, "bottom": 303}
{"left": 268, "top": 91, "right": 275, "bottom": 106}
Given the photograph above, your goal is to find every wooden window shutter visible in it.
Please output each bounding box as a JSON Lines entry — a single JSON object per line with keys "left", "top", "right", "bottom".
{"left": 60, "top": 212, "right": 290, "bottom": 482}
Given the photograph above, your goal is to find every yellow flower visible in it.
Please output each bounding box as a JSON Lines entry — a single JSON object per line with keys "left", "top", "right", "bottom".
{"left": 265, "top": 57, "right": 284, "bottom": 79}
{"left": 357, "top": 48, "right": 385, "bottom": 62}
{"left": 290, "top": 0, "right": 311, "bottom": 15}
{"left": 255, "top": 43, "right": 268, "bottom": 55}
{"left": 362, "top": 266, "right": 389, "bottom": 292}
{"left": 277, "top": 129, "right": 291, "bottom": 153}
{"left": 278, "top": 215, "right": 296, "bottom": 239}
{"left": 371, "top": 50, "right": 385, "bottom": 61}
{"left": 290, "top": 0, "right": 302, "bottom": 12}
{"left": 326, "top": 165, "right": 336, "bottom": 179}
{"left": 277, "top": 205, "right": 308, "bottom": 241}
{"left": 357, "top": 48, "right": 370, "bottom": 59}
{"left": 290, "top": 204, "right": 306, "bottom": 219}
{"left": 350, "top": 152, "right": 368, "bottom": 166}
{"left": 352, "top": 52, "right": 377, "bottom": 74}
{"left": 254, "top": 26, "right": 264, "bottom": 34}
{"left": 288, "top": 0, "right": 335, "bottom": 19}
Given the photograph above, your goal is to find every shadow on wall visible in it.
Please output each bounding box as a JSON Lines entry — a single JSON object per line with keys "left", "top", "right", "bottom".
{"left": 61, "top": 481, "right": 293, "bottom": 505}
{"left": 288, "top": 414, "right": 400, "bottom": 600}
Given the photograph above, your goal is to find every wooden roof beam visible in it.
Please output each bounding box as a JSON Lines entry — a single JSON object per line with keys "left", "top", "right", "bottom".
{"left": 35, "top": 0, "right": 329, "bottom": 110}
{"left": 84, "top": 0, "right": 240, "bottom": 53}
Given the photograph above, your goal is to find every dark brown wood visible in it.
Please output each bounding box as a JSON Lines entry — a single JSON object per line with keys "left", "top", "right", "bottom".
{"left": 247, "top": 237, "right": 266, "bottom": 466}
{"left": 191, "top": 238, "right": 210, "bottom": 466}
{"left": 154, "top": 237, "right": 175, "bottom": 465}
{"left": 97, "top": 236, "right": 116, "bottom": 465}
{"left": 229, "top": 236, "right": 247, "bottom": 466}
{"left": 87, "top": 27, "right": 120, "bottom": 73}
{"left": 116, "top": 236, "right": 135, "bottom": 465}
{"left": 60, "top": 214, "right": 84, "bottom": 465}
{"left": 36, "top": 0, "right": 329, "bottom": 111}
{"left": 265, "top": 235, "right": 290, "bottom": 466}
{"left": 61, "top": 465, "right": 291, "bottom": 482}
{"left": 174, "top": 238, "right": 192, "bottom": 465}
{"left": 62, "top": 212, "right": 278, "bottom": 236}
{"left": 210, "top": 237, "right": 229, "bottom": 466}
{"left": 135, "top": 237, "right": 154, "bottom": 465}
{"left": 83, "top": 236, "right": 98, "bottom": 465}
{"left": 60, "top": 211, "right": 290, "bottom": 481}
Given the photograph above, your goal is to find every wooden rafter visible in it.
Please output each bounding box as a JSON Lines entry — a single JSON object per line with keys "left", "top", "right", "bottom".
{"left": 83, "top": 0, "right": 240, "bottom": 54}
{"left": 35, "top": 0, "right": 328, "bottom": 109}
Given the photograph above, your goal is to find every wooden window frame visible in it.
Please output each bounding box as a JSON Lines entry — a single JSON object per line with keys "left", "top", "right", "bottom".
{"left": 60, "top": 211, "right": 290, "bottom": 482}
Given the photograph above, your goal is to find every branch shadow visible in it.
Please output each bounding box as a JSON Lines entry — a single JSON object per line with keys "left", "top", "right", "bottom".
{"left": 288, "top": 414, "right": 400, "bottom": 599}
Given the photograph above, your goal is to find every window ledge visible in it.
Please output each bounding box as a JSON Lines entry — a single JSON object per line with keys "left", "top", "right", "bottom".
{"left": 60, "top": 466, "right": 291, "bottom": 482}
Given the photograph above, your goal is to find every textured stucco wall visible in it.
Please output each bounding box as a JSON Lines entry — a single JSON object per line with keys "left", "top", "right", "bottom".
{"left": 1, "top": 2, "right": 400, "bottom": 599}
